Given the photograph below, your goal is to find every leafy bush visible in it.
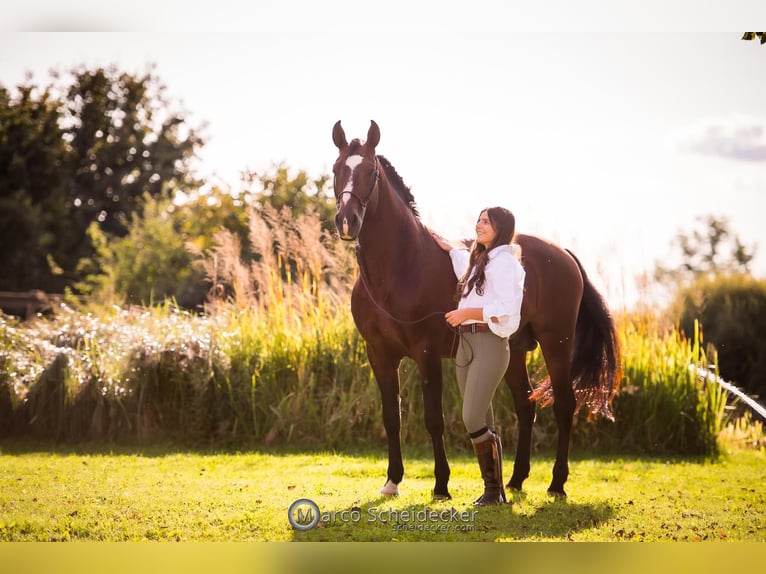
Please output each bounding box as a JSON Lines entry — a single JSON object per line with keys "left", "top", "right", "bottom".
{"left": 76, "top": 167, "right": 340, "bottom": 310}
{"left": 675, "top": 274, "right": 766, "bottom": 399}
{"left": 75, "top": 189, "right": 249, "bottom": 308}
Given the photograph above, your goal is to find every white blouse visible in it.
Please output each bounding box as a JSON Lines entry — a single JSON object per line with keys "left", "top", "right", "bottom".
{"left": 449, "top": 244, "right": 525, "bottom": 338}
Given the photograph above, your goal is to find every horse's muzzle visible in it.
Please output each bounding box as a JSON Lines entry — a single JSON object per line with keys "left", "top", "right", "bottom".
{"left": 335, "top": 212, "right": 362, "bottom": 241}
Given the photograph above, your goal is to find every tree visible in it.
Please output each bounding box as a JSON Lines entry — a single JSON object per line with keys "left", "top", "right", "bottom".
{"left": 0, "top": 64, "right": 205, "bottom": 293}
{"left": 658, "top": 216, "right": 764, "bottom": 397}
{"left": 240, "top": 163, "right": 335, "bottom": 233}
{"left": 742, "top": 32, "right": 766, "bottom": 44}
{"left": 654, "top": 215, "right": 756, "bottom": 286}
{"left": 0, "top": 81, "right": 72, "bottom": 292}
{"left": 61, "top": 65, "right": 204, "bottom": 267}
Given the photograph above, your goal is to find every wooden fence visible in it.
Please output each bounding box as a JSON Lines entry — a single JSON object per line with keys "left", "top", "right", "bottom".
{"left": 0, "top": 291, "right": 63, "bottom": 319}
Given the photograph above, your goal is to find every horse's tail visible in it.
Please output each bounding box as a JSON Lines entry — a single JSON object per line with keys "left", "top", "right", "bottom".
{"left": 567, "top": 250, "right": 622, "bottom": 420}
{"left": 531, "top": 250, "right": 622, "bottom": 420}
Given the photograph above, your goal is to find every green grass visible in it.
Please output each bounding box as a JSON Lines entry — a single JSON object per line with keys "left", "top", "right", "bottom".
{"left": 1, "top": 442, "right": 763, "bottom": 542}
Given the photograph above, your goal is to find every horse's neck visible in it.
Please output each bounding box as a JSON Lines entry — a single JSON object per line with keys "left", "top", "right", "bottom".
{"left": 356, "top": 185, "right": 425, "bottom": 287}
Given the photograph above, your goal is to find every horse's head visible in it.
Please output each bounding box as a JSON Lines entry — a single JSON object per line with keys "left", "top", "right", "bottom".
{"left": 331, "top": 120, "right": 381, "bottom": 241}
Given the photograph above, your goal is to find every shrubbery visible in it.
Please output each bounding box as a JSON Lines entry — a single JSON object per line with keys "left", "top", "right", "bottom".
{"left": 675, "top": 274, "right": 766, "bottom": 399}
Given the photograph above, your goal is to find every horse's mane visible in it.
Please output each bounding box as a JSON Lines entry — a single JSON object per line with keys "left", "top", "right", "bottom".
{"left": 377, "top": 155, "right": 420, "bottom": 218}
{"left": 345, "top": 139, "right": 419, "bottom": 218}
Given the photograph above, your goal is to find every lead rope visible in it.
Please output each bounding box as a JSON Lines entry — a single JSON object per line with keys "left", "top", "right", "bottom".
{"left": 354, "top": 243, "right": 470, "bottom": 362}
{"left": 354, "top": 243, "right": 447, "bottom": 326}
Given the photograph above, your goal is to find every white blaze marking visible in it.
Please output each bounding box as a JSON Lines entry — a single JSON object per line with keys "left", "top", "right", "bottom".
{"left": 340, "top": 155, "right": 364, "bottom": 206}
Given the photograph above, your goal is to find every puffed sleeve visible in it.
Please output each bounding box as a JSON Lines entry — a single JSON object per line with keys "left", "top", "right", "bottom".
{"left": 448, "top": 248, "right": 470, "bottom": 279}
{"left": 482, "top": 253, "right": 525, "bottom": 338}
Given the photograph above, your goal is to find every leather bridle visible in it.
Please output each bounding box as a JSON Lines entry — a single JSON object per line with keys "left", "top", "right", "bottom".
{"left": 335, "top": 157, "right": 380, "bottom": 219}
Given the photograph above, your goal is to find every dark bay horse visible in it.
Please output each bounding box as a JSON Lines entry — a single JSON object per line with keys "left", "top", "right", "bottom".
{"left": 331, "top": 120, "right": 621, "bottom": 498}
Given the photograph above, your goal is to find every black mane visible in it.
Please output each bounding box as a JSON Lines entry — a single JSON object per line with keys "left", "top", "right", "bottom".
{"left": 377, "top": 155, "right": 420, "bottom": 218}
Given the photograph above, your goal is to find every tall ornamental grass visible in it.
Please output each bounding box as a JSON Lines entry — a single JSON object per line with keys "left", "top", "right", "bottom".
{"left": 568, "top": 314, "right": 731, "bottom": 455}
{"left": 0, "top": 305, "right": 743, "bottom": 455}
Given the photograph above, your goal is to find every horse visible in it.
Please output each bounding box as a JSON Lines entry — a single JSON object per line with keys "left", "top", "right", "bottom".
{"left": 331, "top": 120, "right": 621, "bottom": 498}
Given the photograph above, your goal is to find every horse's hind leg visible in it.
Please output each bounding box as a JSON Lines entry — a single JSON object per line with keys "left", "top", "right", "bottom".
{"left": 538, "top": 334, "right": 575, "bottom": 496}
{"left": 368, "top": 349, "right": 404, "bottom": 496}
{"left": 504, "top": 346, "right": 535, "bottom": 491}
{"left": 417, "top": 351, "right": 451, "bottom": 500}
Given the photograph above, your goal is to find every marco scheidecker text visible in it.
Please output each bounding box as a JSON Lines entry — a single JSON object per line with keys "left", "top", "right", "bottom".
{"left": 288, "top": 498, "right": 478, "bottom": 531}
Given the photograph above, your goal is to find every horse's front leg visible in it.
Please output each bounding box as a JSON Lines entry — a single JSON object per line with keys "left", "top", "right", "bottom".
{"left": 368, "top": 346, "right": 404, "bottom": 496}
{"left": 416, "top": 349, "right": 451, "bottom": 500}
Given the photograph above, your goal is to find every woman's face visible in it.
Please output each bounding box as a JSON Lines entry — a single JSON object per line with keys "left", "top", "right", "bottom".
{"left": 475, "top": 210, "right": 497, "bottom": 248}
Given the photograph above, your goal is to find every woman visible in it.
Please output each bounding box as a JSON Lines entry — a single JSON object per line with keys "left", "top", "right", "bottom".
{"left": 431, "top": 207, "right": 525, "bottom": 505}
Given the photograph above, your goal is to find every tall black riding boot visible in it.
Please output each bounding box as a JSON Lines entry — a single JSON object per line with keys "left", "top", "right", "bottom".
{"left": 472, "top": 431, "right": 507, "bottom": 506}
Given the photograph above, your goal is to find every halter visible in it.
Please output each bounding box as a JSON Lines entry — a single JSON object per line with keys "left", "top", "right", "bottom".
{"left": 336, "top": 157, "right": 380, "bottom": 218}
{"left": 338, "top": 156, "right": 449, "bottom": 326}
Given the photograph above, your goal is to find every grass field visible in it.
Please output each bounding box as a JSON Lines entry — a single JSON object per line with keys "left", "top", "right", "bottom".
{"left": 0, "top": 441, "right": 763, "bottom": 542}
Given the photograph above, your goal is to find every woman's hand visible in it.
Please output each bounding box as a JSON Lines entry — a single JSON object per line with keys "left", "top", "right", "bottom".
{"left": 428, "top": 228, "right": 453, "bottom": 252}
{"left": 445, "top": 307, "right": 484, "bottom": 327}
{"left": 444, "top": 309, "right": 464, "bottom": 328}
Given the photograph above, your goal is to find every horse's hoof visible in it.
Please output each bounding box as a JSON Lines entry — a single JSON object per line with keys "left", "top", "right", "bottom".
{"left": 380, "top": 479, "right": 400, "bottom": 496}
{"left": 546, "top": 488, "right": 567, "bottom": 498}
{"left": 433, "top": 491, "right": 452, "bottom": 501}
{"left": 506, "top": 480, "right": 524, "bottom": 491}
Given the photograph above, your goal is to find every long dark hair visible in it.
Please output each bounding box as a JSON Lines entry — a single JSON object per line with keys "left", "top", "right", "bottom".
{"left": 457, "top": 207, "right": 516, "bottom": 299}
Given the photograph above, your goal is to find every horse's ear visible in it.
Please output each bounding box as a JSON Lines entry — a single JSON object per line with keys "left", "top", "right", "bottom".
{"left": 366, "top": 120, "right": 380, "bottom": 150}
{"left": 332, "top": 121, "right": 347, "bottom": 149}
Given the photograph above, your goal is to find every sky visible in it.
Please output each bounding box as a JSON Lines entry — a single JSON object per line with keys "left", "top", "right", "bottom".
{"left": 2, "top": 2, "right": 765, "bottom": 310}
